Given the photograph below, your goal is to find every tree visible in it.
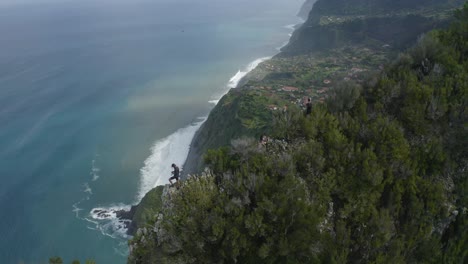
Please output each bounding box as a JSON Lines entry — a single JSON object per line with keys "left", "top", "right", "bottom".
{"left": 48, "top": 257, "right": 63, "bottom": 264}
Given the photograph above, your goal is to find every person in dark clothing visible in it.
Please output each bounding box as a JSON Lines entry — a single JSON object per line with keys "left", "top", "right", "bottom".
{"left": 169, "top": 163, "right": 180, "bottom": 185}
{"left": 306, "top": 98, "right": 312, "bottom": 116}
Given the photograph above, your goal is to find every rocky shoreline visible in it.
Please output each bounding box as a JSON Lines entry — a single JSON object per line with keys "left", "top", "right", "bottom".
{"left": 113, "top": 185, "right": 165, "bottom": 236}
{"left": 115, "top": 206, "right": 138, "bottom": 234}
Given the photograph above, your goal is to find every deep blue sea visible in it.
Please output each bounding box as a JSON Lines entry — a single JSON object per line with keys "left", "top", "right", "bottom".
{"left": 0, "top": 0, "right": 303, "bottom": 263}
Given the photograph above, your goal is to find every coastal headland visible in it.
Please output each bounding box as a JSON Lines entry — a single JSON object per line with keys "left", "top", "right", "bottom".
{"left": 123, "top": 0, "right": 467, "bottom": 263}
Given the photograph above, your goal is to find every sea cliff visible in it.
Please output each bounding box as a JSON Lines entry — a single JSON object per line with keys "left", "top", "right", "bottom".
{"left": 127, "top": 2, "right": 467, "bottom": 263}
{"left": 129, "top": 0, "right": 463, "bottom": 232}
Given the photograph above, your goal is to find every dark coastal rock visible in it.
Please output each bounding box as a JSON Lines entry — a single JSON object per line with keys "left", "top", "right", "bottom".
{"left": 92, "top": 209, "right": 113, "bottom": 219}
{"left": 115, "top": 205, "right": 139, "bottom": 234}
{"left": 118, "top": 185, "right": 165, "bottom": 236}
{"left": 115, "top": 205, "right": 138, "bottom": 221}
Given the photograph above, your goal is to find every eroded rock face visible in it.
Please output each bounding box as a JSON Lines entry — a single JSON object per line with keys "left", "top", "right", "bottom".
{"left": 115, "top": 206, "right": 137, "bottom": 220}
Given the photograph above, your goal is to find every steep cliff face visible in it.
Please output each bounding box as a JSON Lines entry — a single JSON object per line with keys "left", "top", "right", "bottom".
{"left": 129, "top": 186, "right": 165, "bottom": 234}
{"left": 116, "top": 185, "right": 165, "bottom": 235}
{"left": 297, "top": 0, "right": 317, "bottom": 20}
{"left": 183, "top": 88, "right": 273, "bottom": 176}
{"left": 282, "top": 0, "right": 463, "bottom": 55}
{"left": 310, "top": 0, "right": 454, "bottom": 16}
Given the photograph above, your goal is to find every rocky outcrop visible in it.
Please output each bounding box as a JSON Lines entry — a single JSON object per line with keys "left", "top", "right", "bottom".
{"left": 114, "top": 185, "right": 165, "bottom": 236}
{"left": 128, "top": 184, "right": 187, "bottom": 264}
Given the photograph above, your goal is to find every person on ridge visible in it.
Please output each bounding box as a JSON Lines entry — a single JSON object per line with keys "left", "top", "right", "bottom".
{"left": 305, "top": 97, "right": 312, "bottom": 116}
{"left": 169, "top": 163, "right": 180, "bottom": 186}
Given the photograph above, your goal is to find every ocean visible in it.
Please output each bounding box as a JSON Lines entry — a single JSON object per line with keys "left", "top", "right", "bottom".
{"left": 0, "top": 0, "right": 304, "bottom": 263}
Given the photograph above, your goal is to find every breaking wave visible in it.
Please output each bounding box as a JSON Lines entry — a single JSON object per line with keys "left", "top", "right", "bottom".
{"left": 136, "top": 117, "right": 206, "bottom": 202}
{"left": 227, "top": 57, "right": 271, "bottom": 89}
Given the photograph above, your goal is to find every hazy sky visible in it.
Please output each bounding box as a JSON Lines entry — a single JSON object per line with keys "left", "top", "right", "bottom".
{"left": 0, "top": 0, "right": 210, "bottom": 7}
{"left": 0, "top": 0, "right": 147, "bottom": 8}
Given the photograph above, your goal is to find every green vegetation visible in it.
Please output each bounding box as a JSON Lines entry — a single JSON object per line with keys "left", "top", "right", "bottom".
{"left": 184, "top": 42, "right": 394, "bottom": 176}
{"left": 246, "top": 45, "right": 391, "bottom": 101}
{"left": 48, "top": 257, "right": 96, "bottom": 264}
{"left": 129, "top": 4, "right": 467, "bottom": 263}
{"left": 49, "top": 257, "right": 63, "bottom": 264}
{"left": 130, "top": 186, "right": 165, "bottom": 233}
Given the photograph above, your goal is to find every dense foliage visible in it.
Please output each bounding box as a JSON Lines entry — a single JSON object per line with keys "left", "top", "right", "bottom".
{"left": 128, "top": 186, "right": 165, "bottom": 235}
{"left": 48, "top": 257, "right": 96, "bottom": 264}
{"left": 129, "top": 4, "right": 467, "bottom": 263}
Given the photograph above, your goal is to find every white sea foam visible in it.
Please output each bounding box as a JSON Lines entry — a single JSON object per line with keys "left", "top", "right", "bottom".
{"left": 228, "top": 57, "right": 271, "bottom": 89}
{"left": 72, "top": 201, "right": 84, "bottom": 218}
{"left": 136, "top": 117, "right": 206, "bottom": 202}
{"left": 74, "top": 199, "right": 130, "bottom": 239}
{"left": 83, "top": 182, "right": 92, "bottom": 195}
{"left": 208, "top": 100, "right": 219, "bottom": 105}
{"left": 72, "top": 157, "right": 98, "bottom": 219}
{"left": 90, "top": 159, "right": 100, "bottom": 181}
{"left": 284, "top": 24, "right": 297, "bottom": 30}
{"left": 88, "top": 204, "right": 132, "bottom": 239}
{"left": 277, "top": 40, "right": 290, "bottom": 51}
{"left": 90, "top": 204, "right": 131, "bottom": 220}
{"left": 208, "top": 56, "right": 271, "bottom": 106}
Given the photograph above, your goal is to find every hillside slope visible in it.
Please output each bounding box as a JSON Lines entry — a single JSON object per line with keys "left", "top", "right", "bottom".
{"left": 283, "top": 0, "right": 464, "bottom": 54}
{"left": 182, "top": 0, "right": 463, "bottom": 177}
{"left": 128, "top": 3, "right": 467, "bottom": 263}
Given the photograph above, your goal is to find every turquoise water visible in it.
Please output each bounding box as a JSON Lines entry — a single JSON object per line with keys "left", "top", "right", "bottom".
{"left": 0, "top": 0, "right": 303, "bottom": 263}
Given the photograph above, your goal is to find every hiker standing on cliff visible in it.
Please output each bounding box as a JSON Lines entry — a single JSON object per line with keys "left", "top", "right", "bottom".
{"left": 305, "top": 98, "right": 312, "bottom": 116}
{"left": 169, "top": 163, "right": 180, "bottom": 186}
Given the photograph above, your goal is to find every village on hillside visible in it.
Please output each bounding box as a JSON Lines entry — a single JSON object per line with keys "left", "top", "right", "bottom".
{"left": 241, "top": 44, "right": 393, "bottom": 112}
